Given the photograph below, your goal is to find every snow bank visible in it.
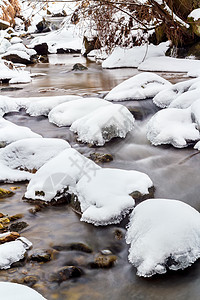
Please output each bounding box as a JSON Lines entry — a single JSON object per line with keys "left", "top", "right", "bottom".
{"left": 102, "top": 42, "right": 169, "bottom": 69}
{"left": 49, "top": 98, "right": 112, "bottom": 127}
{"left": 29, "top": 25, "right": 82, "bottom": 54}
{"left": 0, "top": 282, "right": 46, "bottom": 300}
{"left": 0, "top": 235, "right": 32, "bottom": 269}
{"left": 70, "top": 104, "right": 134, "bottom": 146}
{"left": 26, "top": 95, "right": 81, "bottom": 117}
{"left": 25, "top": 148, "right": 100, "bottom": 202}
{"left": 0, "top": 118, "right": 42, "bottom": 147}
{"left": 139, "top": 57, "right": 200, "bottom": 73}
{"left": 105, "top": 72, "right": 171, "bottom": 101}
{"left": 76, "top": 168, "right": 153, "bottom": 226}
{"left": 147, "top": 107, "right": 200, "bottom": 148}
{"left": 0, "top": 138, "right": 71, "bottom": 171}
{"left": 191, "top": 99, "right": 200, "bottom": 129}
{"left": 126, "top": 199, "right": 200, "bottom": 277}
{"left": 169, "top": 89, "right": 200, "bottom": 109}
{"left": 0, "top": 38, "right": 11, "bottom": 54}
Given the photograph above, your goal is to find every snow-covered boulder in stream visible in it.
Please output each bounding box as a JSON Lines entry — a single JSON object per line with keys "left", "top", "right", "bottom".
{"left": 0, "top": 282, "right": 46, "bottom": 300}
{"left": 0, "top": 118, "right": 42, "bottom": 147}
{"left": 147, "top": 107, "right": 200, "bottom": 148}
{"left": 26, "top": 95, "right": 82, "bottom": 117}
{"left": 105, "top": 72, "right": 171, "bottom": 101}
{"left": 75, "top": 168, "right": 153, "bottom": 226}
{"left": 169, "top": 88, "right": 200, "bottom": 109}
{"left": 25, "top": 148, "right": 100, "bottom": 202}
{"left": 0, "top": 162, "right": 33, "bottom": 183}
{"left": 49, "top": 98, "right": 112, "bottom": 127}
{"left": 126, "top": 199, "right": 200, "bottom": 277}
{"left": 70, "top": 104, "right": 134, "bottom": 146}
{"left": 0, "top": 138, "right": 71, "bottom": 172}
{"left": 0, "top": 233, "right": 32, "bottom": 269}
{"left": 153, "top": 78, "right": 200, "bottom": 108}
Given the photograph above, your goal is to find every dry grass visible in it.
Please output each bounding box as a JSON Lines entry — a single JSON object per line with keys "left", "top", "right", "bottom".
{"left": 0, "top": 0, "right": 21, "bottom": 25}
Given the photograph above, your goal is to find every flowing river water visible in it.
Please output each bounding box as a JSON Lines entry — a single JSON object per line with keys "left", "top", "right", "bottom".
{"left": 1, "top": 54, "right": 200, "bottom": 300}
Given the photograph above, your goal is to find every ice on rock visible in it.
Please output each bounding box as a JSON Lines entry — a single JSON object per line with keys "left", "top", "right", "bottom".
{"left": 0, "top": 235, "right": 32, "bottom": 269}
{"left": 0, "top": 138, "right": 71, "bottom": 171}
{"left": 147, "top": 107, "right": 200, "bottom": 148}
{"left": 76, "top": 168, "right": 153, "bottom": 226}
{"left": 105, "top": 72, "right": 171, "bottom": 101}
{"left": 70, "top": 104, "right": 134, "bottom": 146}
{"left": 153, "top": 78, "right": 200, "bottom": 108}
{"left": 49, "top": 98, "right": 112, "bottom": 127}
{"left": 0, "top": 282, "right": 46, "bottom": 300}
{"left": 25, "top": 148, "right": 100, "bottom": 202}
{"left": 26, "top": 95, "right": 82, "bottom": 117}
{"left": 0, "top": 118, "right": 42, "bottom": 147}
{"left": 0, "top": 96, "right": 20, "bottom": 117}
{"left": 126, "top": 199, "right": 200, "bottom": 277}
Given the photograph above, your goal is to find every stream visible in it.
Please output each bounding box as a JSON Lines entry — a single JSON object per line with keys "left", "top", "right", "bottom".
{"left": 0, "top": 54, "right": 200, "bottom": 300}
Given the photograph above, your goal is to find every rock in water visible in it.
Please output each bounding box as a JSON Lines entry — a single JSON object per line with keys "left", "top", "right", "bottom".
{"left": 0, "top": 282, "right": 46, "bottom": 299}
{"left": 126, "top": 199, "right": 200, "bottom": 277}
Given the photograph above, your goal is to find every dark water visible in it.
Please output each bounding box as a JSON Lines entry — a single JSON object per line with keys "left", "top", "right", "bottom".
{"left": 1, "top": 56, "right": 200, "bottom": 300}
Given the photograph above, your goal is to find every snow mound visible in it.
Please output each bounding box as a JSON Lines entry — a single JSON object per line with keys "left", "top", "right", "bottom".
{"left": 126, "top": 199, "right": 200, "bottom": 277}
{"left": 153, "top": 78, "right": 200, "bottom": 108}
{"left": 70, "top": 104, "right": 134, "bottom": 146}
{"left": 138, "top": 57, "right": 200, "bottom": 73}
{"left": 169, "top": 89, "right": 200, "bottom": 109}
{"left": 0, "top": 235, "right": 32, "bottom": 269}
{"left": 49, "top": 97, "right": 112, "bottom": 127}
{"left": 147, "top": 107, "right": 200, "bottom": 148}
{"left": 0, "top": 118, "right": 42, "bottom": 147}
{"left": 76, "top": 168, "right": 153, "bottom": 226}
{"left": 0, "top": 162, "right": 33, "bottom": 182}
{"left": 0, "top": 282, "right": 46, "bottom": 300}
{"left": 0, "top": 138, "right": 71, "bottom": 171}
{"left": 25, "top": 148, "right": 100, "bottom": 202}
{"left": 26, "top": 95, "right": 81, "bottom": 117}
{"left": 105, "top": 72, "right": 171, "bottom": 101}
{"left": 102, "top": 42, "right": 169, "bottom": 69}
{"left": 188, "top": 8, "right": 200, "bottom": 21}
{"left": 191, "top": 99, "right": 200, "bottom": 129}
{"left": 0, "top": 96, "right": 20, "bottom": 117}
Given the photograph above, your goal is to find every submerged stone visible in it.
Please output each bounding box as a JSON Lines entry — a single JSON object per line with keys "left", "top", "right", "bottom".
{"left": 9, "top": 221, "right": 29, "bottom": 233}
{"left": 53, "top": 242, "right": 92, "bottom": 253}
{"left": 50, "top": 266, "right": 83, "bottom": 282}
{"left": 0, "top": 188, "right": 14, "bottom": 199}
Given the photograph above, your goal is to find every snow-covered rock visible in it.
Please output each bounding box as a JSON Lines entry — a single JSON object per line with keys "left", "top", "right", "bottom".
{"left": 70, "top": 104, "right": 134, "bottom": 146}
{"left": 153, "top": 78, "right": 200, "bottom": 108}
{"left": 0, "top": 235, "right": 32, "bottom": 269}
{"left": 0, "top": 138, "right": 71, "bottom": 171}
{"left": 147, "top": 107, "right": 200, "bottom": 148}
{"left": 126, "top": 199, "right": 200, "bottom": 277}
{"left": 138, "top": 56, "right": 200, "bottom": 73}
{"left": 25, "top": 148, "right": 100, "bottom": 202}
{"left": 9, "top": 73, "right": 32, "bottom": 84}
{"left": 102, "top": 42, "right": 169, "bottom": 69}
{"left": 49, "top": 98, "right": 112, "bottom": 127}
{"left": 0, "top": 282, "right": 46, "bottom": 300}
{"left": 26, "top": 95, "right": 81, "bottom": 117}
{"left": 0, "top": 38, "right": 11, "bottom": 54}
{"left": 105, "top": 72, "right": 171, "bottom": 101}
{"left": 169, "top": 89, "right": 200, "bottom": 109}
{"left": 0, "top": 162, "right": 33, "bottom": 182}
{"left": 0, "top": 59, "right": 30, "bottom": 83}
{"left": 10, "top": 37, "right": 23, "bottom": 44}
{"left": 0, "top": 96, "right": 20, "bottom": 117}
{"left": 191, "top": 99, "right": 200, "bottom": 129}
{"left": 0, "top": 118, "right": 42, "bottom": 147}
{"left": 7, "top": 43, "right": 36, "bottom": 57}
{"left": 76, "top": 168, "right": 153, "bottom": 226}
{"left": 2, "top": 50, "right": 32, "bottom": 65}
{"left": 29, "top": 25, "right": 82, "bottom": 54}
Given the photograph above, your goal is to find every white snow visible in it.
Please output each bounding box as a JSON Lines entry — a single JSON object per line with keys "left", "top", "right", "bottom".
{"left": 25, "top": 148, "right": 100, "bottom": 202}
{"left": 139, "top": 57, "right": 200, "bottom": 73}
{"left": 0, "top": 38, "right": 11, "bottom": 54}
{"left": 7, "top": 43, "right": 36, "bottom": 57}
{"left": 26, "top": 95, "right": 82, "bottom": 117}
{"left": 147, "top": 107, "right": 200, "bottom": 148}
{"left": 0, "top": 162, "right": 32, "bottom": 182}
{"left": 191, "top": 99, "right": 200, "bottom": 129}
{"left": 70, "top": 104, "right": 135, "bottom": 146}
{"left": 10, "top": 37, "right": 23, "bottom": 44}
{"left": 188, "top": 8, "right": 200, "bottom": 21}
{"left": 0, "top": 118, "right": 42, "bottom": 146}
{"left": 0, "top": 282, "right": 46, "bottom": 300}
{"left": 126, "top": 199, "right": 200, "bottom": 277}
{"left": 49, "top": 97, "right": 112, "bottom": 127}
{"left": 169, "top": 89, "right": 200, "bottom": 109}
{"left": 0, "top": 236, "right": 32, "bottom": 269}
{"left": 153, "top": 78, "right": 200, "bottom": 108}
{"left": 9, "top": 73, "right": 32, "bottom": 84}
{"left": 105, "top": 72, "right": 171, "bottom": 101}
{"left": 102, "top": 42, "right": 170, "bottom": 69}
{"left": 76, "top": 168, "right": 153, "bottom": 226}
{"left": 0, "top": 138, "right": 71, "bottom": 171}
{"left": 2, "top": 49, "right": 30, "bottom": 61}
